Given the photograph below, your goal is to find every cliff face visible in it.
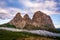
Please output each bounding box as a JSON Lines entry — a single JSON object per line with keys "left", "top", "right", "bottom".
{"left": 9, "top": 11, "right": 55, "bottom": 29}
{"left": 23, "top": 14, "right": 31, "bottom": 24}
{"left": 32, "top": 11, "right": 54, "bottom": 28}
{"left": 9, "top": 13, "right": 23, "bottom": 28}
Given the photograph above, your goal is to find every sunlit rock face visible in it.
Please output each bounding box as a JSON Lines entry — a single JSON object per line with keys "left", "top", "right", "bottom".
{"left": 9, "top": 11, "right": 55, "bottom": 29}
{"left": 23, "top": 14, "right": 31, "bottom": 24}
{"left": 32, "top": 11, "right": 55, "bottom": 29}
{"left": 9, "top": 13, "right": 23, "bottom": 28}
{"left": 23, "top": 14, "right": 32, "bottom": 25}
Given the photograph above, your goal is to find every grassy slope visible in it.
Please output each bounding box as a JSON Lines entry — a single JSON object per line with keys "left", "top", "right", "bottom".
{"left": 24, "top": 24, "right": 60, "bottom": 33}
{"left": 0, "top": 23, "right": 16, "bottom": 28}
{"left": 0, "top": 23, "right": 60, "bottom": 33}
{"left": 0, "top": 23, "right": 60, "bottom": 40}
{"left": 0, "top": 30, "right": 39, "bottom": 40}
{"left": 0, "top": 30, "right": 60, "bottom": 40}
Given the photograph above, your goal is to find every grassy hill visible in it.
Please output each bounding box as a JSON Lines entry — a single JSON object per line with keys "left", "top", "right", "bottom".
{"left": 0, "top": 30, "right": 60, "bottom": 40}
{"left": 0, "top": 23, "right": 16, "bottom": 28}
{"left": 0, "top": 23, "right": 60, "bottom": 40}
{"left": 0, "top": 23, "right": 60, "bottom": 33}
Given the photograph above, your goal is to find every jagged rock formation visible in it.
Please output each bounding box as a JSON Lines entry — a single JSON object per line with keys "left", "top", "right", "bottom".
{"left": 23, "top": 14, "right": 31, "bottom": 24}
{"left": 32, "top": 11, "right": 55, "bottom": 29}
{"left": 9, "top": 11, "right": 55, "bottom": 29}
{"left": 21, "top": 14, "right": 32, "bottom": 29}
{"left": 9, "top": 13, "right": 23, "bottom": 28}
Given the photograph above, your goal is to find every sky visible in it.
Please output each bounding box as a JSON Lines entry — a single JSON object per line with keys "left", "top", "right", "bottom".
{"left": 0, "top": 0, "right": 60, "bottom": 28}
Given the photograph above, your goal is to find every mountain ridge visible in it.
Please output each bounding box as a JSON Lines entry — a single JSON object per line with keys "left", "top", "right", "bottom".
{"left": 9, "top": 11, "right": 55, "bottom": 30}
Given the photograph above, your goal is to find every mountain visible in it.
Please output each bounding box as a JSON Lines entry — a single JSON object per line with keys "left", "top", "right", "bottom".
{"left": 23, "top": 14, "right": 31, "bottom": 24}
{"left": 9, "top": 13, "right": 23, "bottom": 28}
{"left": 32, "top": 11, "right": 55, "bottom": 29}
{"left": 0, "top": 29, "right": 59, "bottom": 40}
{"left": 9, "top": 11, "right": 55, "bottom": 30}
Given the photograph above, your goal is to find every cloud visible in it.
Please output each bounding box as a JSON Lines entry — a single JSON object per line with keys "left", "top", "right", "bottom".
{"left": 55, "top": 25, "right": 60, "bottom": 28}
{"left": 0, "top": 7, "right": 29, "bottom": 19}
{"left": 0, "top": 0, "right": 60, "bottom": 28}
{"left": 0, "top": 8, "right": 12, "bottom": 19}
{"left": 0, "top": 0, "right": 59, "bottom": 15}
{"left": 0, "top": 19, "right": 11, "bottom": 25}
{"left": 19, "top": 0, "right": 59, "bottom": 15}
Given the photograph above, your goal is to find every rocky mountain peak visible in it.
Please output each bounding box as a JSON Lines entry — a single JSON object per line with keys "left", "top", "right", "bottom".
{"left": 32, "top": 11, "right": 43, "bottom": 23}
{"left": 14, "top": 13, "right": 22, "bottom": 19}
{"left": 32, "top": 11, "right": 55, "bottom": 28}
{"left": 9, "top": 11, "right": 55, "bottom": 29}
{"left": 32, "top": 11, "right": 44, "bottom": 20}
{"left": 23, "top": 14, "right": 31, "bottom": 21}
{"left": 10, "top": 12, "right": 22, "bottom": 22}
{"left": 34, "top": 11, "right": 43, "bottom": 16}
{"left": 9, "top": 13, "right": 23, "bottom": 28}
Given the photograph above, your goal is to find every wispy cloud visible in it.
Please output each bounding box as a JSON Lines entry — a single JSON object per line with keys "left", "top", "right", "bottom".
{"left": 0, "top": 7, "right": 29, "bottom": 19}
{"left": 0, "top": 0, "right": 59, "bottom": 17}
{"left": 0, "top": 0, "right": 60, "bottom": 28}
{"left": 0, "top": 8, "right": 11, "bottom": 19}
{"left": 55, "top": 25, "right": 60, "bottom": 28}
{"left": 19, "top": 0, "right": 60, "bottom": 15}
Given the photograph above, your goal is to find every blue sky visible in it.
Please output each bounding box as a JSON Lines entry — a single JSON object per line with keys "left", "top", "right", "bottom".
{"left": 0, "top": 0, "right": 60, "bottom": 28}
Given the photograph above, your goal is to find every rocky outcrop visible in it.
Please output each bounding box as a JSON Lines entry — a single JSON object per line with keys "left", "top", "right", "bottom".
{"left": 32, "top": 11, "right": 55, "bottom": 29}
{"left": 23, "top": 14, "right": 31, "bottom": 24}
{"left": 21, "top": 14, "right": 32, "bottom": 29}
{"left": 9, "top": 11, "right": 55, "bottom": 29}
{"left": 9, "top": 13, "right": 23, "bottom": 28}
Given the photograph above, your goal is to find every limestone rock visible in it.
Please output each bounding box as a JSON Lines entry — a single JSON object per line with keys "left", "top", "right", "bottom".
{"left": 32, "top": 11, "right": 55, "bottom": 29}
{"left": 9, "top": 11, "right": 55, "bottom": 29}
{"left": 23, "top": 14, "right": 31, "bottom": 24}
{"left": 9, "top": 13, "right": 23, "bottom": 28}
